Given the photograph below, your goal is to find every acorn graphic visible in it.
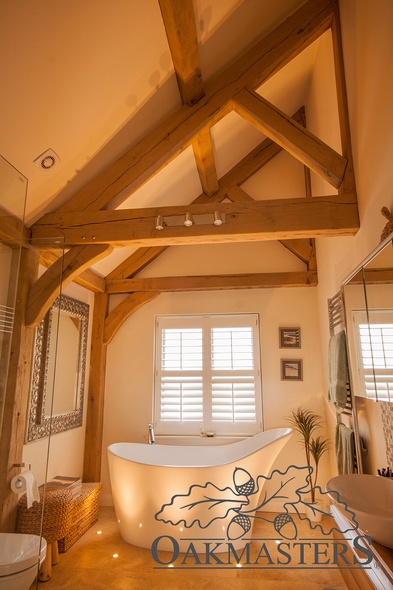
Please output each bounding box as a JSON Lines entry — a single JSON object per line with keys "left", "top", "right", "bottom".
{"left": 273, "top": 513, "right": 298, "bottom": 540}
{"left": 233, "top": 467, "right": 255, "bottom": 496}
{"left": 227, "top": 514, "right": 252, "bottom": 540}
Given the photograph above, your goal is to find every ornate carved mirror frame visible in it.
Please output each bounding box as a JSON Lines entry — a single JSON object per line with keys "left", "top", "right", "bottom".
{"left": 26, "top": 294, "right": 89, "bottom": 442}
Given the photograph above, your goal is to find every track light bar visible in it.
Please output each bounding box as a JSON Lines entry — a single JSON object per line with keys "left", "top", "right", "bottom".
{"left": 155, "top": 212, "right": 226, "bottom": 230}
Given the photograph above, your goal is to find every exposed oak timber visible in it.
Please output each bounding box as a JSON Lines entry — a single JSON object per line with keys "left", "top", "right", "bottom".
{"left": 104, "top": 292, "right": 160, "bottom": 344}
{"left": 226, "top": 186, "right": 253, "bottom": 202}
{"left": 51, "top": 0, "right": 335, "bottom": 215}
{"left": 308, "top": 239, "right": 317, "bottom": 271}
{"left": 83, "top": 293, "right": 108, "bottom": 483}
{"left": 38, "top": 249, "right": 106, "bottom": 293}
{"left": 0, "top": 248, "right": 38, "bottom": 532}
{"left": 233, "top": 89, "right": 347, "bottom": 189}
{"left": 0, "top": 207, "right": 29, "bottom": 247}
{"left": 108, "top": 112, "right": 305, "bottom": 280}
{"left": 26, "top": 244, "right": 112, "bottom": 327}
{"left": 299, "top": 107, "right": 313, "bottom": 200}
{"left": 227, "top": 190, "right": 316, "bottom": 268}
{"left": 106, "top": 271, "right": 318, "bottom": 294}
{"left": 192, "top": 128, "right": 219, "bottom": 196}
{"left": 32, "top": 196, "right": 359, "bottom": 247}
{"left": 331, "top": 1, "right": 356, "bottom": 196}
{"left": 158, "top": 0, "right": 204, "bottom": 106}
{"left": 106, "top": 247, "right": 168, "bottom": 280}
{"left": 279, "top": 239, "right": 314, "bottom": 266}
{"left": 348, "top": 268, "right": 393, "bottom": 285}
{"left": 105, "top": 112, "right": 303, "bottom": 280}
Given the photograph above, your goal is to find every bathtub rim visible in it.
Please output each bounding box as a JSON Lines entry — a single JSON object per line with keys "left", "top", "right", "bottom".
{"left": 107, "top": 427, "right": 292, "bottom": 468}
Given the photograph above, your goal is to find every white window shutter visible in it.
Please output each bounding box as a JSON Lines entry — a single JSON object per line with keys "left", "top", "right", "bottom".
{"left": 154, "top": 314, "right": 262, "bottom": 436}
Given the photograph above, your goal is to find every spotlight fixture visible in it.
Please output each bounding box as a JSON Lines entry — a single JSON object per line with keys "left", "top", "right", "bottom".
{"left": 155, "top": 215, "right": 165, "bottom": 230}
{"left": 213, "top": 211, "right": 223, "bottom": 226}
{"left": 184, "top": 212, "right": 194, "bottom": 227}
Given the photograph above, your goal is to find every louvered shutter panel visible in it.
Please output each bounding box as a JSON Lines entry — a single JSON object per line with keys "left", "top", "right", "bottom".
{"left": 354, "top": 311, "right": 393, "bottom": 402}
{"left": 211, "top": 327, "right": 257, "bottom": 423}
{"left": 159, "top": 327, "right": 204, "bottom": 424}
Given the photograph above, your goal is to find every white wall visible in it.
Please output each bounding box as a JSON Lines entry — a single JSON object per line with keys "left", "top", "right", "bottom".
{"left": 102, "top": 285, "right": 327, "bottom": 505}
{"left": 315, "top": 0, "right": 393, "bottom": 474}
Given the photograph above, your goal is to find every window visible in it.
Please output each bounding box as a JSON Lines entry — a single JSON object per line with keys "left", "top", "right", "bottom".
{"left": 154, "top": 314, "right": 263, "bottom": 436}
{"left": 353, "top": 310, "right": 393, "bottom": 401}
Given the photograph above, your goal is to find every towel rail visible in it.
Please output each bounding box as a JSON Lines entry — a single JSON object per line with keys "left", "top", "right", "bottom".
{"left": 327, "top": 290, "right": 352, "bottom": 416}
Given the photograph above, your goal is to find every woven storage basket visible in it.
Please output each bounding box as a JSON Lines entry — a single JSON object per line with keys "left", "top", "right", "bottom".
{"left": 16, "top": 487, "right": 73, "bottom": 544}
{"left": 58, "top": 482, "right": 102, "bottom": 552}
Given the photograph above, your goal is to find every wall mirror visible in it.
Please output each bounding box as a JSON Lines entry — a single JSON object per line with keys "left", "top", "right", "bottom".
{"left": 341, "top": 231, "right": 393, "bottom": 474}
{"left": 26, "top": 294, "right": 89, "bottom": 442}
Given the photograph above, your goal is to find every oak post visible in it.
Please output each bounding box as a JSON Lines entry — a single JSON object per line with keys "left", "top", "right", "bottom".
{"left": 83, "top": 292, "right": 109, "bottom": 482}
{"left": 0, "top": 247, "right": 39, "bottom": 532}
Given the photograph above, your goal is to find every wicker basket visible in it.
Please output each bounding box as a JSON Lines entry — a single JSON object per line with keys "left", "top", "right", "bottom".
{"left": 16, "top": 487, "right": 73, "bottom": 544}
{"left": 58, "top": 482, "right": 102, "bottom": 552}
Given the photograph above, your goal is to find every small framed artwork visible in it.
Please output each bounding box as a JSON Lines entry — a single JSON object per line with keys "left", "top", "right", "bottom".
{"left": 279, "top": 327, "right": 301, "bottom": 349}
{"left": 281, "top": 359, "right": 303, "bottom": 381}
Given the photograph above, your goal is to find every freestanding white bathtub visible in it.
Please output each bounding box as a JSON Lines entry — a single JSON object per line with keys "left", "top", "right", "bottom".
{"left": 107, "top": 428, "right": 292, "bottom": 553}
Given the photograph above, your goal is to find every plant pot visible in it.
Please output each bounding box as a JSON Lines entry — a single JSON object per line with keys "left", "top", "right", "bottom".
{"left": 305, "top": 501, "right": 323, "bottom": 522}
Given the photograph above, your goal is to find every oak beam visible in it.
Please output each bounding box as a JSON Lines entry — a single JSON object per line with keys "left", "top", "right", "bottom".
{"left": 32, "top": 196, "right": 359, "bottom": 247}
{"left": 38, "top": 249, "right": 106, "bottom": 293}
{"left": 106, "top": 247, "right": 168, "bottom": 280}
{"left": 83, "top": 293, "right": 108, "bottom": 483}
{"left": 0, "top": 248, "right": 38, "bottom": 532}
{"left": 158, "top": 0, "right": 204, "bottom": 106}
{"left": 0, "top": 207, "right": 29, "bottom": 247}
{"left": 51, "top": 0, "right": 334, "bottom": 214}
{"left": 104, "top": 292, "right": 160, "bottom": 344}
{"left": 233, "top": 89, "right": 347, "bottom": 189}
{"left": 192, "top": 128, "right": 219, "bottom": 196}
{"left": 348, "top": 268, "right": 393, "bottom": 285}
{"left": 106, "top": 271, "right": 318, "bottom": 294}
{"left": 330, "top": 2, "right": 356, "bottom": 197}
{"left": 279, "top": 239, "right": 314, "bottom": 266}
{"left": 26, "top": 244, "right": 112, "bottom": 327}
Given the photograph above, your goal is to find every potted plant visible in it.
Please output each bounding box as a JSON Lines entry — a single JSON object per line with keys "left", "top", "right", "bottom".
{"left": 287, "top": 407, "right": 330, "bottom": 519}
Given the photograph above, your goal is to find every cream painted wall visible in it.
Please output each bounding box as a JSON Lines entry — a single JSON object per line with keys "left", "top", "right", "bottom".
{"left": 314, "top": 0, "right": 393, "bottom": 475}
{"left": 22, "top": 282, "right": 94, "bottom": 486}
{"left": 102, "top": 286, "right": 328, "bottom": 506}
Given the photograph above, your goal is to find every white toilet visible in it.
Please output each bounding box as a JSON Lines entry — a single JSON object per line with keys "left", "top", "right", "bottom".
{"left": 0, "top": 533, "right": 47, "bottom": 590}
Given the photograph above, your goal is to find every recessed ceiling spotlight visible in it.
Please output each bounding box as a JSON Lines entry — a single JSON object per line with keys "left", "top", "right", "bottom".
{"left": 33, "top": 148, "right": 60, "bottom": 171}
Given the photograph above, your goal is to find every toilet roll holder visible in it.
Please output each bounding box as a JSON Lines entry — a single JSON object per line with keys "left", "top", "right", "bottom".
{"left": 13, "top": 462, "right": 32, "bottom": 489}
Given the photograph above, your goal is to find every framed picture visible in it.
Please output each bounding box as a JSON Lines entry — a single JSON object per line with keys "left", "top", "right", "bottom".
{"left": 279, "top": 327, "right": 301, "bottom": 348}
{"left": 281, "top": 359, "right": 303, "bottom": 381}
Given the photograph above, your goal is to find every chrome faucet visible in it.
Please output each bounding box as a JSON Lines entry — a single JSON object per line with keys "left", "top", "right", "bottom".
{"left": 148, "top": 422, "right": 155, "bottom": 444}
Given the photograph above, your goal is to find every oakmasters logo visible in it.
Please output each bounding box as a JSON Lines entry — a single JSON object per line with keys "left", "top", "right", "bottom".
{"left": 150, "top": 465, "right": 372, "bottom": 570}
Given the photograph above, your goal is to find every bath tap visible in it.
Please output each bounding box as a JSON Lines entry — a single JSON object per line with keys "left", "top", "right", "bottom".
{"left": 148, "top": 422, "right": 155, "bottom": 444}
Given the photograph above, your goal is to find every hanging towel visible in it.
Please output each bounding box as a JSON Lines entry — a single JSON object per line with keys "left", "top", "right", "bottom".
{"left": 335, "top": 422, "right": 355, "bottom": 474}
{"left": 328, "top": 330, "right": 348, "bottom": 411}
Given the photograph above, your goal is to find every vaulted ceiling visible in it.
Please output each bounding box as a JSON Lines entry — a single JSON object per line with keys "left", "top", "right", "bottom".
{"left": 1, "top": 0, "right": 359, "bottom": 327}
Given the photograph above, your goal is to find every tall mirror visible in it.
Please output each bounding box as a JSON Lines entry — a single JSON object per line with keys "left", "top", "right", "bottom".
{"left": 342, "top": 232, "right": 393, "bottom": 475}
{"left": 26, "top": 294, "right": 89, "bottom": 442}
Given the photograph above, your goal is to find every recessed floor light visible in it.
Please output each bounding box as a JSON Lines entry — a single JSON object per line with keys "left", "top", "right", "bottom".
{"left": 33, "top": 148, "right": 60, "bottom": 171}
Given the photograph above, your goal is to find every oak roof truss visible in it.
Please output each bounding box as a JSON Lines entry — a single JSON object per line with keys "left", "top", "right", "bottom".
{"left": 27, "top": 0, "right": 358, "bottom": 327}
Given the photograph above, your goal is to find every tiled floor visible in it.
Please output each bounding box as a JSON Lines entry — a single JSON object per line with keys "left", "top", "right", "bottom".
{"left": 30, "top": 507, "right": 348, "bottom": 589}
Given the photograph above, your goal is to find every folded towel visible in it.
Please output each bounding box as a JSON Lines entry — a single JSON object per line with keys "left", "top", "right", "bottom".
{"left": 328, "top": 330, "right": 348, "bottom": 411}
{"left": 335, "top": 422, "right": 355, "bottom": 474}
